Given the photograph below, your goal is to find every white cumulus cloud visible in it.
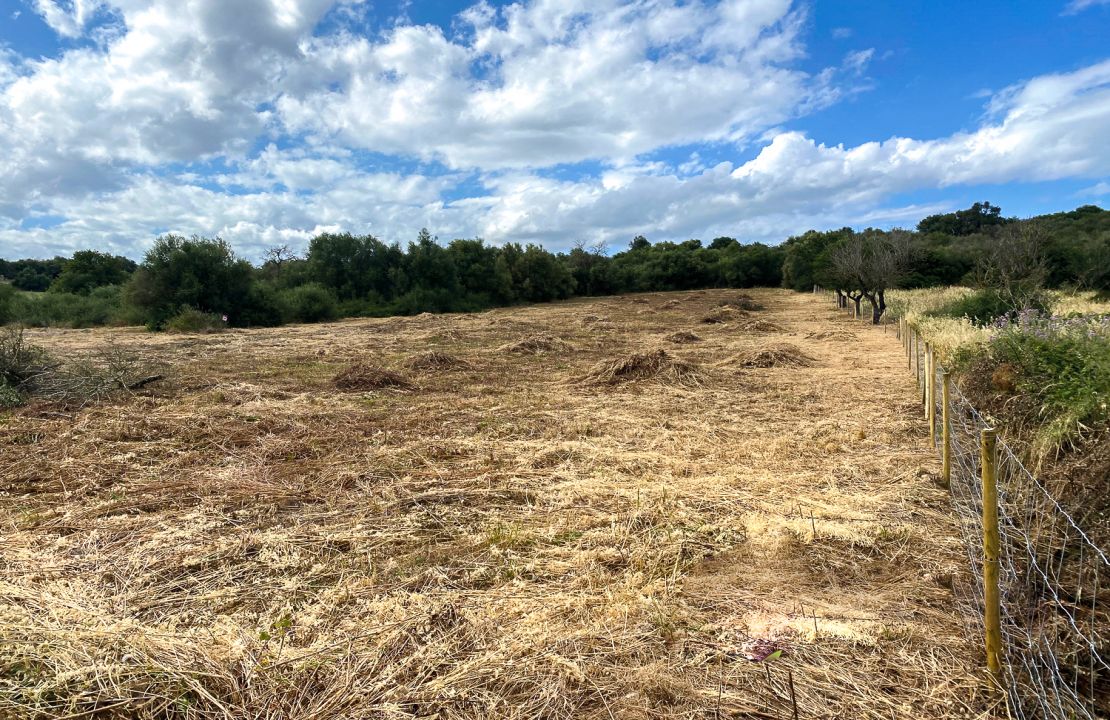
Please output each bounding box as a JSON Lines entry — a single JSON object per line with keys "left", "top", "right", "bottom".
{"left": 0, "top": 0, "right": 1108, "bottom": 261}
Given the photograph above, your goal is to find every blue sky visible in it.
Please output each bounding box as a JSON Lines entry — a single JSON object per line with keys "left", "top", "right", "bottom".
{"left": 1, "top": 0, "right": 1108, "bottom": 260}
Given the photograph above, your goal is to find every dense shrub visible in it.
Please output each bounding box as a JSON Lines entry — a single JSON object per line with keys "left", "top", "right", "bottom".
{"left": 12, "top": 286, "right": 128, "bottom": 328}
{"left": 164, "top": 307, "right": 227, "bottom": 333}
{"left": 50, "top": 251, "right": 136, "bottom": 295}
{"left": 986, "top": 311, "right": 1110, "bottom": 453}
{"left": 278, "top": 283, "right": 339, "bottom": 323}
{"left": 0, "top": 382, "right": 21, "bottom": 409}
{"left": 2, "top": 202, "right": 1105, "bottom": 332}
{"left": 927, "top": 288, "right": 1051, "bottom": 326}
{"left": 126, "top": 235, "right": 255, "bottom": 329}
{"left": 0, "top": 284, "right": 16, "bottom": 324}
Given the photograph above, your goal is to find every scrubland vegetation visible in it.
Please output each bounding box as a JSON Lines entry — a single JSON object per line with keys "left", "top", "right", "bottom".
{"left": 887, "top": 286, "right": 1110, "bottom": 549}
{"left": 1, "top": 203, "right": 1106, "bottom": 334}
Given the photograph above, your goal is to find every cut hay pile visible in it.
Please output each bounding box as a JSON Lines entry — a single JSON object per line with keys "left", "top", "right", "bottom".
{"left": 665, "top": 330, "right": 702, "bottom": 344}
{"left": 737, "top": 319, "right": 785, "bottom": 333}
{"left": 580, "top": 314, "right": 604, "bottom": 325}
{"left": 583, "top": 348, "right": 705, "bottom": 386}
{"left": 718, "top": 294, "right": 764, "bottom": 311}
{"left": 732, "top": 343, "right": 815, "bottom": 368}
{"left": 660, "top": 299, "right": 682, "bottom": 309}
{"left": 332, "top": 363, "right": 413, "bottom": 390}
{"left": 403, "top": 351, "right": 471, "bottom": 371}
{"left": 806, "top": 329, "right": 858, "bottom": 341}
{"left": 701, "top": 306, "right": 748, "bottom": 324}
{"left": 500, "top": 334, "right": 572, "bottom": 355}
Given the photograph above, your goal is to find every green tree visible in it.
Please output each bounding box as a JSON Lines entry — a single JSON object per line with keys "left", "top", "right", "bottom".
{"left": 917, "top": 201, "right": 1010, "bottom": 236}
{"left": 780, "top": 228, "right": 853, "bottom": 292}
{"left": 393, "top": 229, "right": 461, "bottom": 313}
{"left": 50, "top": 250, "right": 137, "bottom": 295}
{"left": 829, "top": 229, "right": 915, "bottom": 323}
{"left": 306, "top": 232, "right": 403, "bottom": 302}
{"left": 125, "top": 235, "right": 261, "bottom": 329}
{"left": 500, "top": 243, "right": 576, "bottom": 302}
{"left": 449, "top": 238, "right": 513, "bottom": 305}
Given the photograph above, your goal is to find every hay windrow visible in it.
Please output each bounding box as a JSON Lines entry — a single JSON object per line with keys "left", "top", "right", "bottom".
{"left": 403, "top": 351, "right": 471, "bottom": 371}
{"left": 332, "top": 363, "right": 413, "bottom": 390}
{"left": 581, "top": 348, "right": 706, "bottom": 386}
{"left": 731, "top": 342, "right": 815, "bottom": 368}
{"left": 665, "top": 331, "right": 702, "bottom": 344}
{"left": 500, "top": 333, "right": 573, "bottom": 355}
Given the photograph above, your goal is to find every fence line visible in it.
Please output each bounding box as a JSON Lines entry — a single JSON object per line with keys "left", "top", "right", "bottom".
{"left": 824, "top": 291, "right": 1108, "bottom": 719}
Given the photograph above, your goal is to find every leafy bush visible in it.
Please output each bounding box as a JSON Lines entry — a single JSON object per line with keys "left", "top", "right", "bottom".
{"left": 10, "top": 286, "right": 128, "bottom": 328}
{"left": 126, "top": 235, "right": 254, "bottom": 329}
{"left": 164, "top": 307, "right": 227, "bottom": 333}
{"left": 0, "top": 382, "right": 21, "bottom": 409}
{"left": 928, "top": 288, "right": 1051, "bottom": 326}
{"left": 987, "top": 311, "right": 1110, "bottom": 453}
{"left": 278, "top": 282, "right": 339, "bottom": 324}
{"left": 49, "top": 251, "right": 136, "bottom": 295}
{"left": 0, "top": 283, "right": 16, "bottom": 324}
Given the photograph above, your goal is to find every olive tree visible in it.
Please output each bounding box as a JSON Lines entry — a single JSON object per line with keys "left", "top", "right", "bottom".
{"left": 830, "top": 229, "right": 914, "bottom": 324}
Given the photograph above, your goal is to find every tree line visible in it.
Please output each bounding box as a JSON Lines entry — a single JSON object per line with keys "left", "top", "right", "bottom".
{"left": 0, "top": 203, "right": 1106, "bottom": 330}
{"left": 781, "top": 203, "right": 1109, "bottom": 323}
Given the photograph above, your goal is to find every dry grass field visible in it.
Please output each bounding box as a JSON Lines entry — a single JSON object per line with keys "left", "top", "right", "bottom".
{"left": 1, "top": 289, "right": 989, "bottom": 719}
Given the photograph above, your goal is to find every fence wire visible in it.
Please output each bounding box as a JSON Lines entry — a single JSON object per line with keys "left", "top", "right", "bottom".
{"left": 910, "top": 331, "right": 1110, "bottom": 719}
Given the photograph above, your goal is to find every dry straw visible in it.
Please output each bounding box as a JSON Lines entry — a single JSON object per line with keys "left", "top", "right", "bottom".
{"left": 332, "top": 363, "right": 413, "bottom": 390}
{"left": 736, "top": 319, "right": 786, "bottom": 333}
{"left": 581, "top": 348, "right": 705, "bottom": 386}
{"left": 730, "top": 343, "right": 815, "bottom": 368}
{"left": 665, "top": 330, "right": 702, "bottom": 344}
{"left": 806, "top": 329, "right": 858, "bottom": 342}
{"left": 1, "top": 289, "right": 988, "bottom": 719}
{"left": 701, "top": 306, "right": 749, "bottom": 324}
{"left": 499, "top": 333, "right": 573, "bottom": 354}
{"left": 403, "top": 351, "right": 471, "bottom": 371}
{"left": 718, "top": 294, "right": 765, "bottom": 312}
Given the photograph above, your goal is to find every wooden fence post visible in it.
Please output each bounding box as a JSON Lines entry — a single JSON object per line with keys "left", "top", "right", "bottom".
{"left": 920, "top": 338, "right": 927, "bottom": 409}
{"left": 941, "top": 371, "right": 951, "bottom": 489}
{"left": 923, "top": 346, "right": 932, "bottom": 434}
{"left": 923, "top": 342, "right": 930, "bottom": 418}
{"left": 980, "top": 429, "right": 1004, "bottom": 689}
{"left": 914, "top": 331, "right": 920, "bottom": 385}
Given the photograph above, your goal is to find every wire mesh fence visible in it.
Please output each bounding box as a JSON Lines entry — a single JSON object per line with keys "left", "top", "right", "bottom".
{"left": 901, "top": 323, "right": 1110, "bottom": 719}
